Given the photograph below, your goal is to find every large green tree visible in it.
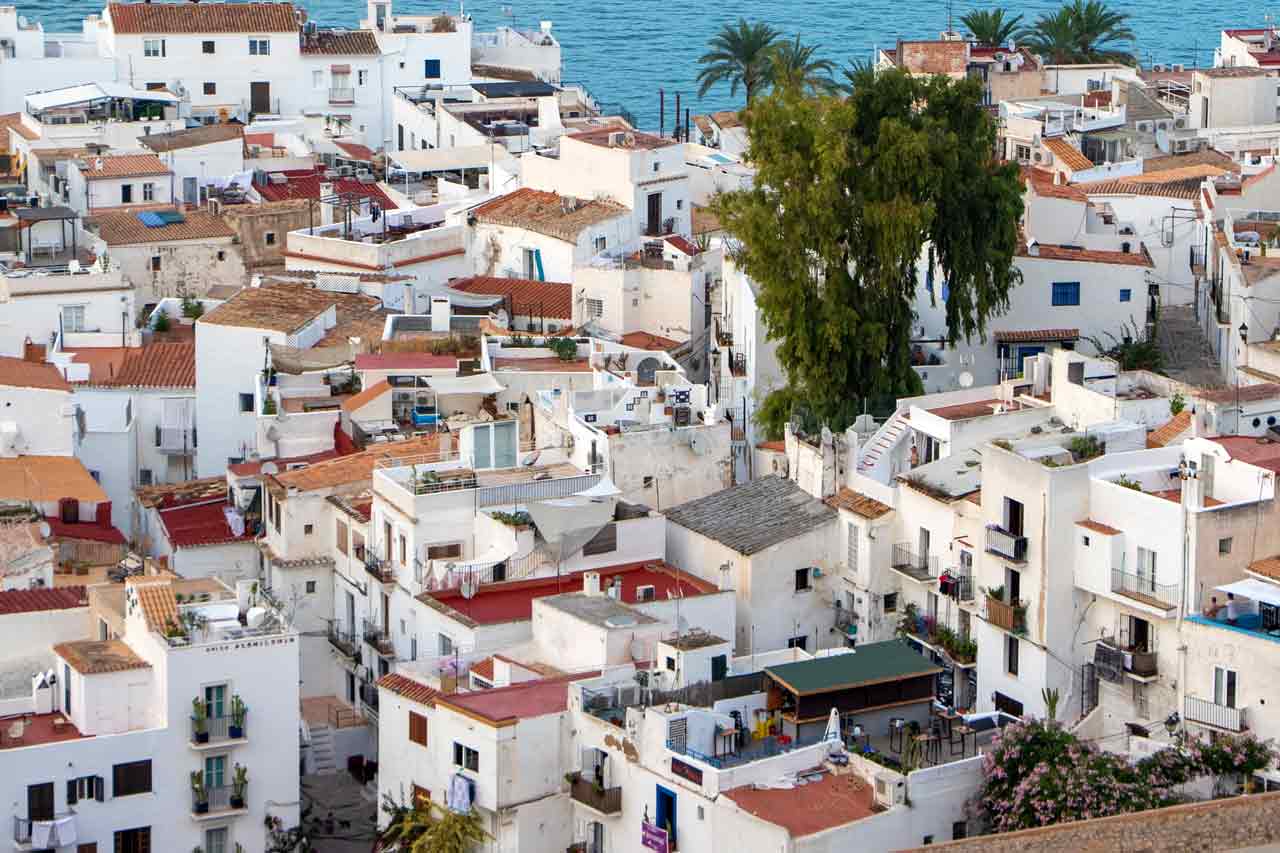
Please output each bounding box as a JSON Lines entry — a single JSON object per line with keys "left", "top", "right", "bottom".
{"left": 696, "top": 19, "right": 782, "bottom": 102}
{"left": 767, "top": 35, "right": 839, "bottom": 96}
{"left": 716, "top": 67, "right": 1023, "bottom": 436}
{"left": 379, "top": 792, "right": 490, "bottom": 853}
{"left": 1021, "top": 0, "right": 1135, "bottom": 64}
{"left": 961, "top": 9, "right": 1024, "bottom": 46}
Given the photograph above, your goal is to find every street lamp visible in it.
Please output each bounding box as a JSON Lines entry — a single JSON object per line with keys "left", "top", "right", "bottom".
{"left": 1237, "top": 322, "right": 1249, "bottom": 422}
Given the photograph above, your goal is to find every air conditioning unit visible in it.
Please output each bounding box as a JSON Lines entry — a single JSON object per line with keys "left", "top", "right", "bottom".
{"left": 1152, "top": 63, "right": 1166, "bottom": 72}
{"left": 1173, "top": 63, "right": 1185, "bottom": 72}
{"left": 1033, "top": 152, "right": 1043, "bottom": 163}
{"left": 874, "top": 775, "right": 906, "bottom": 808}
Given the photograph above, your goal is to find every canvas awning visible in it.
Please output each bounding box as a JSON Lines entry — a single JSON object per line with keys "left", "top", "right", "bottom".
{"left": 268, "top": 342, "right": 355, "bottom": 374}
{"left": 389, "top": 144, "right": 512, "bottom": 173}
{"left": 1215, "top": 578, "right": 1280, "bottom": 608}
{"left": 26, "top": 82, "right": 179, "bottom": 112}
{"left": 427, "top": 373, "right": 504, "bottom": 395}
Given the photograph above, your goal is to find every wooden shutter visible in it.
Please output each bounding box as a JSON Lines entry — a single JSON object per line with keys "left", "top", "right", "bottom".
{"left": 409, "top": 711, "right": 427, "bottom": 746}
{"left": 67, "top": 778, "right": 78, "bottom": 805}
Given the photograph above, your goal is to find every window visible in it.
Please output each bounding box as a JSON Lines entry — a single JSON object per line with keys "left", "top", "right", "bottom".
{"left": 142, "top": 182, "right": 155, "bottom": 202}
{"left": 593, "top": 235, "right": 607, "bottom": 253}
{"left": 582, "top": 523, "right": 617, "bottom": 556}
{"left": 67, "top": 774, "right": 104, "bottom": 804}
{"left": 312, "top": 69, "right": 324, "bottom": 88}
{"left": 265, "top": 232, "right": 276, "bottom": 246}
{"left": 121, "top": 184, "right": 133, "bottom": 204}
{"left": 305, "top": 580, "right": 317, "bottom": 594}
{"left": 665, "top": 656, "right": 676, "bottom": 671}
{"left": 883, "top": 592, "right": 898, "bottom": 613}
{"left": 1051, "top": 281, "right": 1081, "bottom": 306}
{"left": 1119, "top": 288, "right": 1132, "bottom": 302}
{"left": 409, "top": 711, "right": 428, "bottom": 746}
{"left": 412, "top": 784, "right": 431, "bottom": 807}
{"left": 424, "top": 58, "right": 441, "bottom": 78}
{"left": 143, "top": 38, "right": 165, "bottom": 57}
{"left": 304, "top": 523, "right": 314, "bottom": 536}
{"left": 399, "top": 534, "right": 407, "bottom": 565}
{"left": 923, "top": 835, "right": 935, "bottom": 845}
{"left": 358, "top": 69, "right": 368, "bottom": 86}
{"left": 204, "top": 755, "right": 226, "bottom": 789}
{"left": 491, "top": 562, "right": 506, "bottom": 582}
{"left": 150, "top": 255, "right": 161, "bottom": 272}
{"left": 87, "top": 469, "right": 101, "bottom": 484}
{"left": 62, "top": 305, "right": 86, "bottom": 333}
{"left": 1082, "top": 534, "right": 1090, "bottom": 546}
{"left": 1014, "top": 143, "right": 1031, "bottom": 162}
{"left": 144, "top": 82, "right": 164, "bottom": 91}
{"left": 202, "top": 40, "right": 215, "bottom": 54}
{"left": 427, "top": 542, "right": 461, "bottom": 560}
{"left": 336, "top": 519, "right": 349, "bottom": 554}
{"left": 114, "top": 827, "right": 151, "bottom": 853}
{"left": 786, "top": 635, "right": 808, "bottom": 650}
{"left": 676, "top": 198, "right": 683, "bottom": 210}
{"left": 952, "top": 821, "right": 968, "bottom": 840}
{"left": 238, "top": 393, "right": 254, "bottom": 413}
{"left": 438, "top": 633, "right": 453, "bottom": 656}
{"left": 1003, "top": 497, "right": 1025, "bottom": 536}
{"left": 383, "top": 520, "right": 393, "bottom": 561}
{"left": 585, "top": 297, "right": 604, "bottom": 320}
{"left": 1005, "top": 635, "right": 1019, "bottom": 676}
{"left": 205, "top": 828, "right": 228, "bottom": 853}
{"left": 1214, "top": 666, "right": 1238, "bottom": 708}
{"left": 453, "top": 742, "right": 479, "bottom": 771}
{"left": 794, "top": 567, "right": 810, "bottom": 592}
{"left": 112, "top": 760, "right": 152, "bottom": 797}
{"left": 249, "top": 38, "right": 270, "bottom": 55}
{"left": 1219, "top": 537, "right": 1233, "bottom": 555}
{"left": 138, "top": 469, "right": 153, "bottom": 486}
{"left": 203, "top": 82, "right": 216, "bottom": 95}
{"left": 216, "top": 250, "right": 225, "bottom": 261}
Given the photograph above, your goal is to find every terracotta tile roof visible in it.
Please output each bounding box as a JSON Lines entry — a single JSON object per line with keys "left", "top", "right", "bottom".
{"left": 135, "top": 476, "right": 229, "bottom": 509}
{"left": 1024, "top": 168, "right": 1088, "bottom": 201}
{"left": 448, "top": 275, "right": 572, "bottom": 319}
{"left": 993, "top": 328, "right": 1079, "bottom": 343}
{"left": 0, "top": 456, "right": 106, "bottom": 503}
{"left": 107, "top": 2, "right": 299, "bottom": 33}
{"left": 1078, "top": 178, "right": 1202, "bottom": 200}
{"left": 927, "top": 398, "right": 1005, "bottom": 421}
{"left": 469, "top": 656, "right": 495, "bottom": 681}
{"left": 1147, "top": 410, "right": 1192, "bottom": 447}
{"left": 160, "top": 498, "right": 254, "bottom": 548}
{"left": 692, "top": 114, "right": 714, "bottom": 135}
{"left": 126, "top": 577, "right": 179, "bottom": 633}
{"left": 1076, "top": 519, "right": 1122, "bottom": 535}
{"left": 1021, "top": 242, "right": 1154, "bottom": 267}
{"left": 300, "top": 30, "right": 380, "bottom": 55}
{"left": 664, "top": 234, "right": 700, "bottom": 256}
{"left": 253, "top": 167, "right": 396, "bottom": 209}
{"left": 333, "top": 140, "right": 375, "bottom": 161}
{"left": 54, "top": 639, "right": 150, "bottom": 675}
{"left": 1143, "top": 149, "right": 1240, "bottom": 174}
{"left": 436, "top": 671, "right": 600, "bottom": 726}
{"left": 0, "top": 112, "right": 36, "bottom": 141}
{"left": 270, "top": 433, "right": 444, "bottom": 492}
{"left": 376, "top": 672, "right": 439, "bottom": 706}
{"left": 757, "top": 440, "right": 786, "bottom": 452}
{"left": 228, "top": 448, "right": 343, "bottom": 477}
{"left": 42, "top": 517, "right": 126, "bottom": 544}
{"left": 709, "top": 110, "right": 743, "bottom": 129}
{"left": 244, "top": 132, "right": 275, "bottom": 148}
{"left": 1043, "top": 138, "right": 1093, "bottom": 172}
{"left": 90, "top": 208, "right": 235, "bottom": 245}
{"left": 825, "top": 487, "right": 893, "bottom": 519}
{"left": 77, "top": 153, "right": 171, "bottom": 181}
{"left": 0, "top": 356, "right": 72, "bottom": 391}
{"left": 1204, "top": 435, "right": 1280, "bottom": 474}
{"left": 723, "top": 767, "right": 876, "bottom": 838}
{"left": 60, "top": 347, "right": 129, "bottom": 385}
{"left": 200, "top": 283, "right": 380, "bottom": 333}
{"left": 340, "top": 378, "right": 390, "bottom": 413}
{"left": 92, "top": 342, "right": 196, "bottom": 389}
{"left": 472, "top": 188, "right": 627, "bottom": 243}
{"left": 1197, "top": 383, "right": 1280, "bottom": 404}
{"left": 1248, "top": 554, "right": 1280, "bottom": 581}
{"left": 1125, "top": 164, "right": 1230, "bottom": 184}
{"left": 139, "top": 123, "right": 243, "bottom": 153}
{"left": 1201, "top": 66, "right": 1272, "bottom": 78}
{"left": 569, "top": 125, "right": 678, "bottom": 150}
{"left": 0, "top": 585, "right": 87, "bottom": 615}
{"left": 619, "top": 331, "right": 681, "bottom": 351}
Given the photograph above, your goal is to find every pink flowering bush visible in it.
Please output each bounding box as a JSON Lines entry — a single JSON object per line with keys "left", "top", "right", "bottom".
{"left": 979, "top": 719, "right": 1274, "bottom": 833}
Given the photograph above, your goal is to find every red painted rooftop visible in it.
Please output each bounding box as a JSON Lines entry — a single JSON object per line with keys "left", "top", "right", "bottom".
{"left": 0, "top": 585, "right": 88, "bottom": 615}
{"left": 159, "top": 499, "right": 255, "bottom": 549}
{"left": 0, "top": 710, "right": 89, "bottom": 751}
{"left": 423, "top": 560, "right": 716, "bottom": 625}
{"left": 43, "top": 517, "right": 126, "bottom": 545}
{"left": 723, "top": 767, "right": 878, "bottom": 837}
{"left": 436, "top": 671, "right": 600, "bottom": 725}
{"left": 254, "top": 166, "right": 396, "bottom": 209}
{"left": 1210, "top": 435, "right": 1280, "bottom": 473}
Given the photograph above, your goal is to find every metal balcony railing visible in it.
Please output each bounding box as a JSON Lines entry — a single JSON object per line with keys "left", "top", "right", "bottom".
{"left": 362, "top": 619, "right": 394, "bottom": 657}
{"left": 1110, "top": 569, "right": 1179, "bottom": 611}
{"left": 194, "top": 783, "right": 246, "bottom": 814}
{"left": 1185, "top": 695, "right": 1246, "bottom": 732}
{"left": 191, "top": 712, "right": 246, "bottom": 743}
{"left": 985, "top": 525, "right": 1028, "bottom": 562}
{"left": 327, "top": 623, "right": 359, "bottom": 658}
{"left": 568, "top": 774, "right": 622, "bottom": 814}
{"left": 891, "top": 543, "right": 939, "bottom": 582}
{"left": 941, "top": 568, "right": 974, "bottom": 601}
{"left": 156, "top": 425, "right": 196, "bottom": 454}
{"left": 14, "top": 813, "right": 75, "bottom": 844}
{"left": 329, "top": 87, "right": 356, "bottom": 104}
{"left": 643, "top": 217, "right": 676, "bottom": 237}
{"left": 364, "top": 554, "right": 395, "bottom": 584}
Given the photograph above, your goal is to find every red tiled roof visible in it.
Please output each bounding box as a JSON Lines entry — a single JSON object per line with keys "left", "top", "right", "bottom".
{"left": 469, "top": 656, "right": 495, "bottom": 681}
{"left": 97, "top": 342, "right": 195, "bottom": 388}
{"left": 227, "top": 448, "right": 344, "bottom": 477}
{"left": 0, "top": 586, "right": 87, "bottom": 615}
{"left": 993, "top": 328, "right": 1079, "bottom": 343}
{"left": 449, "top": 275, "right": 572, "bottom": 319}
{"left": 376, "top": 672, "right": 439, "bottom": 706}
{"left": 1076, "top": 519, "right": 1122, "bottom": 535}
{"left": 159, "top": 498, "right": 254, "bottom": 549}
{"left": 664, "top": 234, "right": 701, "bottom": 256}
{"left": 825, "top": 487, "right": 893, "bottom": 519}
{"left": 254, "top": 167, "right": 396, "bottom": 209}
{"left": 1197, "top": 383, "right": 1280, "bottom": 404}
{"left": 421, "top": 560, "right": 716, "bottom": 626}
{"left": 1208, "top": 435, "right": 1280, "bottom": 473}
{"left": 354, "top": 353, "right": 459, "bottom": 370}
{"left": 0, "top": 356, "right": 72, "bottom": 392}
{"left": 436, "top": 671, "right": 600, "bottom": 726}
{"left": 472, "top": 188, "right": 627, "bottom": 242}
{"left": 90, "top": 208, "right": 235, "bottom": 245}
{"left": 340, "top": 378, "right": 390, "bottom": 413}
{"left": 42, "top": 517, "right": 126, "bottom": 545}
{"left": 1024, "top": 170, "right": 1088, "bottom": 201}
{"left": 1043, "top": 138, "right": 1093, "bottom": 172}
{"left": 244, "top": 133, "right": 275, "bottom": 148}
{"left": 1021, "top": 243, "right": 1154, "bottom": 267}
{"left": 0, "top": 112, "right": 36, "bottom": 141}
{"left": 1147, "top": 410, "right": 1192, "bottom": 448}
{"left": 300, "top": 30, "right": 380, "bottom": 55}
{"left": 77, "top": 153, "right": 171, "bottom": 181}
{"left": 724, "top": 768, "right": 877, "bottom": 838}
{"left": 334, "top": 141, "right": 375, "bottom": 161}
{"left": 107, "top": 2, "right": 299, "bottom": 33}
{"left": 619, "top": 331, "right": 681, "bottom": 351}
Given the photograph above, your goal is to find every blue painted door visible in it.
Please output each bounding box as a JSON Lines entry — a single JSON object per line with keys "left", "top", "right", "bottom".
{"left": 655, "top": 785, "right": 676, "bottom": 845}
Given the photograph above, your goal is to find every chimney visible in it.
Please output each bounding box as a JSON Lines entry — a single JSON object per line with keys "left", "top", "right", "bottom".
{"left": 583, "top": 571, "right": 602, "bottom": 596}
{"left": 319, "top": 182, "right": 334, "bottom": 226}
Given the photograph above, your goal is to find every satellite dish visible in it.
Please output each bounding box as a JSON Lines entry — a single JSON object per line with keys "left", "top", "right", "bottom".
{"left": 958, "top": 371, "right": 975, "bottom": 389}
{"left": 38, "top": 521, "right": 51, "bottom": 539}
{"left": 261, "top": 462, "right": 279, "bottom": 476}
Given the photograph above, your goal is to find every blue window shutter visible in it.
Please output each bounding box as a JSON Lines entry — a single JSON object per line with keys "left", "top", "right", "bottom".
{"left": 1051, "top": 282, "right": 1080, "bottom": 306}
{"left": 424, "top": 59, "right": 441, "bottom": 79}
{"left": 1120, "top": 289, "right": 1132, "bottom": 302}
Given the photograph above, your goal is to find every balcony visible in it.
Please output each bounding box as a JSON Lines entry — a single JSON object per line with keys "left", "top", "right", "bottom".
{"left": 192, "top": 784, "right": 248, "bottom": 820}
{"left": 329, "top": 87, "right": 355, "bottom": 104}
{"left": 941, "top": 568, "right": 974, "bottom": 602}
{"left": 362, "top": 619, "right": 395, "bottom": 657}
{"left": 364, "top": 554, "right": 395, "bottom": 584}
{"left": 360, "top": 682, "right": 380, "bottom": 720}
{"left": 156, "top": 425, "right": 197, "bottom": 455}
{"left": 190, "top": 713, "right": 247, "bottom": 748}
{"left": 14, "top": 813, "right": 75, "bottom": 846}
{"left": 1185, "top": 695, "right": 1246, "bottom": 732}
{"left": 327, "top": 623, "right": 360, "bottom": 659}
{"left": 985, "top": 594, "right": 1027, "bottom": 634}
{"left": 567, "top": 773, "right": 622, "bottom": 816}
{"left": 891, "top": 543, "right": 939, "bottom": 582}
{"left": 643, "top": 217, "right": 676, "bottom": 237}
{"left": 1110, "top": 568, "right": 1179, "bottom": 613}
{"left": 985, "top": 525, "right": 1028, "bottom": 563}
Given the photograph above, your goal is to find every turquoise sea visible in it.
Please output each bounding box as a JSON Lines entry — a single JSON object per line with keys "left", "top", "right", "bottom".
{"left": 20, "top": 0, "right": 1261, "bottom": 126}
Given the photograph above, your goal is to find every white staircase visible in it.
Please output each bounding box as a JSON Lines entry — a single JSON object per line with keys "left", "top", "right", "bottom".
{"left": 857, "top": 409, "right": 910, "bottom": 480}
{"left": 310, "top": 723, "right": 338, "bottom": 775}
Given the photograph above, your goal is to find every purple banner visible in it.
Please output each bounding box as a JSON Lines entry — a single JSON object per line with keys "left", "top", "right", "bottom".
{"left": 641, "top": 821, "right": 669, "bottom": 853}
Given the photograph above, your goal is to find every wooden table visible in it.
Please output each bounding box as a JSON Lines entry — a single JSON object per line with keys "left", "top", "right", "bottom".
{"left": 913, "top": 733, "right": 941, "bottom": 766}
{"left": 950, "top": 724, "right": 976, "bottom": 757}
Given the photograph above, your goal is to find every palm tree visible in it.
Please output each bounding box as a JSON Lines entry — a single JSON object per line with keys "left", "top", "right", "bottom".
{"left": 768, "top": 35, "right": 839, "bottom": 95}
{"left": 696, "top": 19, "right": 782, "bottom": 103}
{"left": 1021, "top": 0, "right": 1135, "bottom": 64}
{"left": 961, "top": 9, "right": 1024, "bottom": 46}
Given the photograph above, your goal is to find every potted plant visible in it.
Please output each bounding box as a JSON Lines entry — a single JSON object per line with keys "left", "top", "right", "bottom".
{"left": 229, "top": 695, "right": 246, "bottom": 739}
{"left": 191, "top": 770, "right": 208, "bottom": 814}
{"left": 192, "top": 697, "right": 209, "bottom": 743}
{"left": 230, "top": 763, "right": 248, "bottom": 809}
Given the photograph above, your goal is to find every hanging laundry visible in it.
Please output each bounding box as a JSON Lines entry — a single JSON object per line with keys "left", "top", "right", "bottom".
{"left": 447, "top": 773, "right": 473, "bottom": 813}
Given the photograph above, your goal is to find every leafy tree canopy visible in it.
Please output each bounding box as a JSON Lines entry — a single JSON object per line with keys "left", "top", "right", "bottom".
{"left": 961, "top": 9, "right": 1024, "bottom": 46}
{"left": 1020, "top": 0, "right": 1135, "bottom": 64}
{"left": 716, "top": 67, "right": 1024, "bottom": 438}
